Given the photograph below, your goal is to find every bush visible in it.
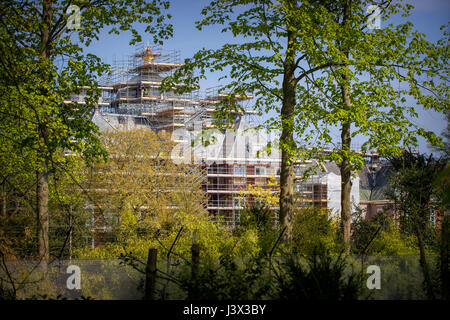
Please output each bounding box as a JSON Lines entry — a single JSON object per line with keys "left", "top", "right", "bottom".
{"left": 237, "top": 204, "right": 280, "bottom": 257}
{"left": 351, "top": 210, "right": 419, "bottom": 255}
{"left": 292, "top": 207, "right": 340, "bottom": 255}
{"left": 272, "top": 246, "right": 361, "bottom": 300}
{"left": 178, "top": 255, "right": 269, "bottom": 300}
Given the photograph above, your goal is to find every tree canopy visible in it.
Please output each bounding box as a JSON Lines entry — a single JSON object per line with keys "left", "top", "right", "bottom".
{"left": 162, "top": 0, "right": 449, "bottom": 252}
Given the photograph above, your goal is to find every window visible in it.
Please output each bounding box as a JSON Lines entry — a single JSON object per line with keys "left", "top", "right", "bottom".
{"left": 233, "top": 166, "right": 246, "bottom": 176}
{"left": 255, "top": 166, "right": 266, "bottom": 175}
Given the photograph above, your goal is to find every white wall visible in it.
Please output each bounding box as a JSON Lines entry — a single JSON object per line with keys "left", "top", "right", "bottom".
{"left": 326, "top": 172, "right": 360, "bottom": 219}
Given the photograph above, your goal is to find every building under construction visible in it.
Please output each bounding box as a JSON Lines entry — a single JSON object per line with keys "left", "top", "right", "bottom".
{"left": 69, "top": 44, "right": 361, "bottom": 226}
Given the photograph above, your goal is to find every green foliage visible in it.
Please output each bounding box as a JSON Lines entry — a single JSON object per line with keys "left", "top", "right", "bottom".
{"left": 161, "top": 0, "right": 448, "bottom": 252}
{"left": 433, "top": 164, "right": 450, "bottom": 208}
{"left": 386, "top": 151, "right": 447, "bottom": 299}
{"left": 435, "top": 215, "right": 450, "bottom": 300}
{"left": 178, "top": 255, "right": 269, "bottom": 300}
{"left": 0, "top": 285, "right": 16, "bottom": 300}
{"left": 75, "top": 217, "right": 261, "bottom": 263}
{"left": 163, "top": 0, "right": 448, "bottom": 169}
{"left": 0, "top": 211, "right": 37, "bottom": 258}
{"left": 370, "top": 229, "right": 419, "bottom": 256}
{"left": 237, "top": 204, "right": 280, "bottom": 256}
{"left": 0, "top": 1, "right": 174, "bottom": 298}
{"left": 0, "top": 151, "right": 94, "bottom": 260}
{"left": 358, "top": 256, "right": 426, "bottom": 300}
{"left": 387, "top": 151, "right": 446, "bottom": 240}
{"left": 48, "top": 154, "right": 93, "bottom": 259}
{"left": 292, "top": 207, "right": 341, "bottom": 255}
{"left": 351, "top": 211, "right": 419, "bottom": 255}
{"left": 0, "top": 0, "right": 173, "bottom": 261}
{"left": 74, "top": 128, "right": 261, "bottom": 262}
{"left": 272, "top": 247, "right": 361, "bottom": 300}
{"left": 240, "top": 204, "right": 274, "bottom": 232}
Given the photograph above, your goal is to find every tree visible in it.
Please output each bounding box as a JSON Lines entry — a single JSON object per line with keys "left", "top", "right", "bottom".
{"left": 76, "top": 128, "right": 263, "bottom": 274}
{"left": 386, "top": 151, "right": 447, "bottom": 299}
{"left": 272, "top": 247, "right": 361, "bottom": 300}
{"left": 301, "top": 1, "right": 448, "bottom": 254}
{"left": 0, "top": 0, "right": 172, "bottom": 268}
{"left": 85, "top": 127, "right": 207, "bottom": 244}
{"left": 351, "top": 210, "right": 419, "bottom": 255}
{"left": 48, "top": 154, "right": 92, "bottom": 261}
{"left": 436, "top": 214, "right": 449, "bottom": 300}
{"left": 162, "top": 0, "right": 338, "bottom": 240}
{"left": 292, "top": 207, "right": 340, "bottom": 256}
{"left": 162, "top": 1, "right": 448, "bottom": 253}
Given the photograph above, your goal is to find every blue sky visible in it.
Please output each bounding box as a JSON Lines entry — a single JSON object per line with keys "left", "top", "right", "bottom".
{"left": 80, "top": 0, "right": 449, "bottom": 154}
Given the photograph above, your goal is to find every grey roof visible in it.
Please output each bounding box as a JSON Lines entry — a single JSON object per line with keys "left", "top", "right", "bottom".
{"left": 91, "top": 111, "right": 150, "bottom": 132}
{"left": 294, "top": 161, "right": 341, "bottom": 178}
{"left": 91, "top": 110, "right": 119, "bottom": 132}
{"left": 324, "top": 161, "right": 341, "bottom": 175}
{"left": 359, "top": 164, "right": 393, "bottom": 201}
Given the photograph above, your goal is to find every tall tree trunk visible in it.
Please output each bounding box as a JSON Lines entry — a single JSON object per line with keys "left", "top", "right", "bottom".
{"left": 279, "top": 0, "right": 298, "bottom": 240}
{"left": 37, "top": 168, "right": 49, "bottom": 266}
{"left": 340, "top": 74, "right": 352, "bottom": 254}
{"left": 340, "top": 118, "right": 352, "bottom": 254}
{"left": 339, "top": 0, "right": 353, "bottom": 255}
{"left": 36, "top": 0, "right": 52, "bottom": 270}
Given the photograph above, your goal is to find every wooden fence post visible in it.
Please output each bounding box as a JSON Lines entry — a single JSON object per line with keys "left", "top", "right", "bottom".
{"left": 145, "top": 248, "right": 157, "bottom": 300}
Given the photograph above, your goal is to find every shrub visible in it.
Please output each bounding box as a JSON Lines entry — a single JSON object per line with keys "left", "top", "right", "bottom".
{"left": 292, "top": 207, "right": 340, "bottom": 255}
{"left": 272, "top": 246, "right": 361, "bottom": 300}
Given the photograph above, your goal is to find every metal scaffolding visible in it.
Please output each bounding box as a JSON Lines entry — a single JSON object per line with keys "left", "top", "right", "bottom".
{"left": 70, "top": 43, "right": 336, "bottom": 227}
{"left": 96, "top": 44, "right": 199, "bottom": 133}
